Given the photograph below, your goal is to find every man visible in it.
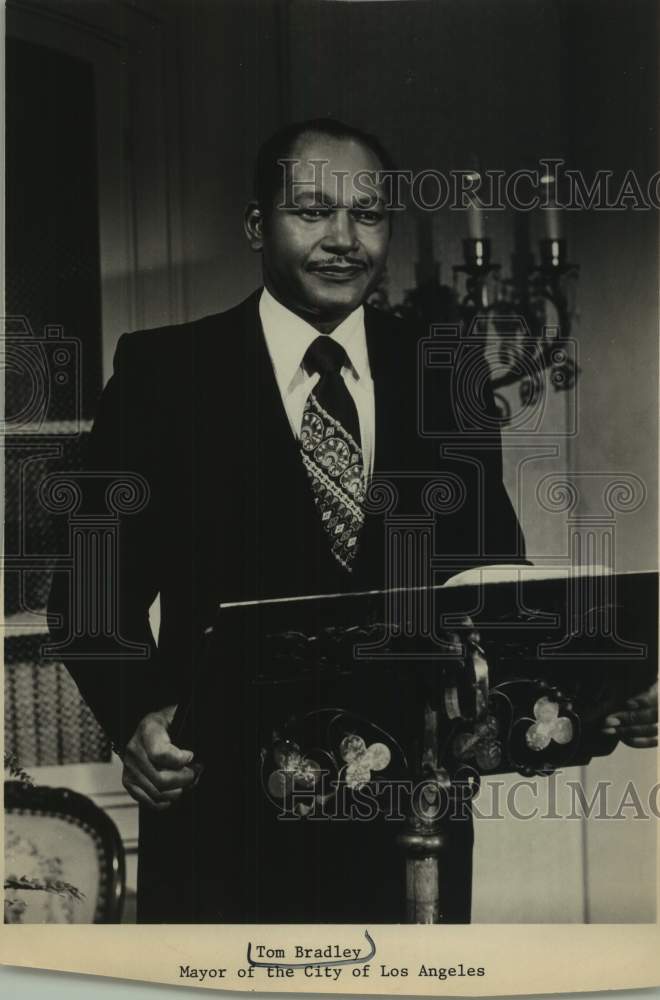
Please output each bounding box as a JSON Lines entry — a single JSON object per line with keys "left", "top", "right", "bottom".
{"left": 48, "top": 118, "right": 656, "bottom": 923}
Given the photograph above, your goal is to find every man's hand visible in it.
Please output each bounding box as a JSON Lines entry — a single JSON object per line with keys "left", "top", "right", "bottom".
{"left": 601, "top": 681, "right": 658, "bottom": 749}
{"left": 122, "top": 704, "right": 200, "bottom": 809}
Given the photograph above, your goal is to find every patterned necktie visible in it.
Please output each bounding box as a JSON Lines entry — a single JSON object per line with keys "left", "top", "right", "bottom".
{"left": 300, "top": 336, "right": 365, "bottom": 572}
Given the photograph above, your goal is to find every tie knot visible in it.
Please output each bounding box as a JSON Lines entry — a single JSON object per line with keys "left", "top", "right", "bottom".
{"left": 303, "top": 336, "right": 348, "bottom": 376}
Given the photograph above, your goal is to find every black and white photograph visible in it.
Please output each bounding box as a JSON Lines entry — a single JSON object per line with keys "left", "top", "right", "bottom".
{"left": 2, "top": 0, "right": 659, "bottom": 989}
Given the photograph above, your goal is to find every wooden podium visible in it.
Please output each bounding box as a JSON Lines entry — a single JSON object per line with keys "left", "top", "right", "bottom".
{"left": 173, "top": 567, "right": 657, "bottom": 924}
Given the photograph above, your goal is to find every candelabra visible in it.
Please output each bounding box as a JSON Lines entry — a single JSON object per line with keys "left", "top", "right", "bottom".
{"left": 382, "top": 212, "right": 580, "bottom": 424}
{"left": 455, "top": 233, "right": 579, "bottom": 419}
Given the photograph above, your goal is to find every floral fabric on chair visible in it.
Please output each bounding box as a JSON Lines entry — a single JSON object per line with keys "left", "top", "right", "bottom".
{"left": 4, "top": 783, "right": 125, "bottom": 923}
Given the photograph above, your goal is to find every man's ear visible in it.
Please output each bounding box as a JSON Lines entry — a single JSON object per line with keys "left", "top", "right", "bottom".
{"left": 244, "top": 201, "right": 265, "bottom": 251}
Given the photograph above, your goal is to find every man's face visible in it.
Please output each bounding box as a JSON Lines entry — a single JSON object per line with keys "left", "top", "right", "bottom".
{"left": 257, "top": 133, "right": 391, "bottom": 328}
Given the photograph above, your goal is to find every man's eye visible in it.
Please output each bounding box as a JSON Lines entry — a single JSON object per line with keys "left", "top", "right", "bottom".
{"left": 354, "top": 210, "right": 383, "bottom": 224}
{"left": 298, "top": 207, "right": 331, "bottom": 220}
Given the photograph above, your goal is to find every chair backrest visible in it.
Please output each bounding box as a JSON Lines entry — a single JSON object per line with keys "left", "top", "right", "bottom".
{"left": 4, "top": 781, "right": 125, "bottom": 923}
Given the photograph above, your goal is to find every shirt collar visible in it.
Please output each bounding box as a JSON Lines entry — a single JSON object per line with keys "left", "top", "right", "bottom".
{"left": 259, "top": 287, "right": 368, "bottom": 395}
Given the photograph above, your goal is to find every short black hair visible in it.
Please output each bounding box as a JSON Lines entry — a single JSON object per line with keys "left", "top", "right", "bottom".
{"left": 253, "top": 117, "right": 397, "bottom": 215}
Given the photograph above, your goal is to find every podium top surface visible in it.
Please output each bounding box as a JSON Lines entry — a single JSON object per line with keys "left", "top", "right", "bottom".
{"left": 217, "top": 564, "right": 658, "bottom": 610}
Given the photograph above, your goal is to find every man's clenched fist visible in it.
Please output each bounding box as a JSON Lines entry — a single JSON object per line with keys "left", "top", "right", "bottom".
{"left": 121, "top": 704, "right": 199, "bottom": 809}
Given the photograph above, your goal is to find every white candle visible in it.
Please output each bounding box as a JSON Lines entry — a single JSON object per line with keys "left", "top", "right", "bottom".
{"left": 466, "top": 171, "right": 484, "bottom": 238}
{"left": 540, "top": 173, "right": 562, "bottom": 240}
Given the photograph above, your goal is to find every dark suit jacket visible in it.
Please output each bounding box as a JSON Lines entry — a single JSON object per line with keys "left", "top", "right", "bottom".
{"left": 48, "top": 289, "right": 527, "bottom": 921}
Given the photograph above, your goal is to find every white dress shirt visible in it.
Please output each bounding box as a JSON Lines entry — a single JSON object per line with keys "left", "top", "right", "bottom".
{"left": 259, "top": 287, "right": 375, "bottom": 479}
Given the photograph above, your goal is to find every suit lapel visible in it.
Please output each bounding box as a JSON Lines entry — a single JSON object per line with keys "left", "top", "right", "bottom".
{"left": 203, "top": 294, "right": 412, "bottom": 596}
{"left": 244, "top": 295, "right": 410, "bottom": 481}
{"left": 365, "top": 305, "right": 408, "bottom": 476}
{"left": 237, "top": 292, "right": 349, "bottom": 597}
